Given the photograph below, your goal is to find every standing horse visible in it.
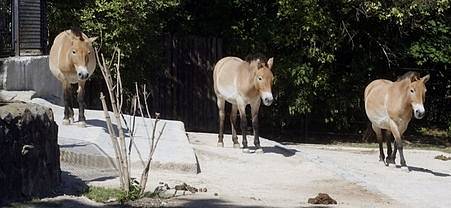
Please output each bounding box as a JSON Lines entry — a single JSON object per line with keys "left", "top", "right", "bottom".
{"left": 49, "top": 28, "right": 97, "bottom": 127}
{"left": 364, "top": 72, "right": 430, "bottom": 169}
{"left": 213, "top": 56, "right": 274, "bottom": 151}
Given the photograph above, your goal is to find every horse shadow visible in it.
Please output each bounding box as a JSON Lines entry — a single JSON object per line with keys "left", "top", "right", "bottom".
{"left": 85, "top": 119, "right": 129, "bottom": 135}
{"left": 261, "top": 146, "right": 298, "bottom": 157}
{"left": 401, "top": 165, "right": 451, "bottom": 177}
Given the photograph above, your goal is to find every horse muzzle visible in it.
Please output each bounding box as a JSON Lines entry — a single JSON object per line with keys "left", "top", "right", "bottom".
{"left": 76, "top": 66, "right": 90, "bottom": 80}
{"left": 412, "top": 104, "right": 425, "bottom": 119}
{"left": 261, "top": 92, "right": 274, "bottom": 106}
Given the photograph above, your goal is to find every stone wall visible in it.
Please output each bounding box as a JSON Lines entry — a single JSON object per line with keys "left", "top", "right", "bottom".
{"left": 0, "top": 56, "right": 63, "bottom": 105}
{"left": 0, "top": 102, "right": 60, "bottom": 202}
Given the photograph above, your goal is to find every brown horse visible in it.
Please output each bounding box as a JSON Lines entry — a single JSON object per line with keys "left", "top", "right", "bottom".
{"left": 213, "top": 56, "right": 274, "bottom": 151}
{"left": 49, "top": 28, "right": 97, "bottom": 127}
{"left": 364, "top": 72, "right": 430, "bottom": 169}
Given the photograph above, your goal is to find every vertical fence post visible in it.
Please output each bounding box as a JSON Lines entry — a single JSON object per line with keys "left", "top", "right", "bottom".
{"left": 12, "top": 0, "right": 19, "bottom": 56}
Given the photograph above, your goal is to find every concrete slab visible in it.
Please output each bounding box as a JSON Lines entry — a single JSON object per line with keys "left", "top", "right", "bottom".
{"left": 1, "top": 56, "right": 63, "bottom": 104}
{"left": 30, "top": 98, "right": 198, "bottom": 174}
{"left": 0, "top": 90, "right": 37, "bottom": 102}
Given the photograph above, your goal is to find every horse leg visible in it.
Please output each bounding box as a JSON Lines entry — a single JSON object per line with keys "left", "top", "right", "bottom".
{"left": 230, "top": 104, "right": 240, "bottom": 148}
{"left": 63, "top": 81, "right": 74, "bottom": 125}
{"left": 237, "top": 103, "right": 248, "bottom": 150}
{"left": 251, "top": 99, "right": 261, "bottom": 150}
{"left": 372, "top": 124, "right": 385, "bottom": 164}
{"left": 216, "top": 97, "right": 225, "bottom": 147}
{"left": 389, "top": 120, "right": 408, "bottom": 169}
{"left": 77, "top": 80, "right": 87, "bottom": 128}
{"left": 385, "top": 131, "right": 395, "bottom": 165}
{"left": 391, "top": 139, "right": 398, "bottom": 162}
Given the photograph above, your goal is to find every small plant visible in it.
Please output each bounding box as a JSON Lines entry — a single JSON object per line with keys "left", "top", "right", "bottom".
{"left": 84, "top": 186, "right": 127, "bottom": 203}
{"left": 418, "top": 127, "right": 449, "bottom": 137}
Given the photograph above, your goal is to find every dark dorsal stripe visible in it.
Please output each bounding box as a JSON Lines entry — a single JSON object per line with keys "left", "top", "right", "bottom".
{"left": 70, "top": 26, "right": 84, "bottom": 41}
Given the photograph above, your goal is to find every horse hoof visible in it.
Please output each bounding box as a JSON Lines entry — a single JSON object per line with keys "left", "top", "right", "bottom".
{"left": 242, "top": 148, "right": 251, "bottom": 153}
{"left": 62, "top": 119, "right": 70, "bottom": 125}
{"left": 255, "top": 148, "right": 263, "bottom": 154}
{"left": 217, "top": 142, "right": 224, "bottom": 147}
{"left": 77, "top": 121, "right": 87, "bottom": 128}
{"left": 401, "top": 166, "right": 410, "bottom": 172}
{"left": 233, "top": 143, "right": 240, "bottom": 149}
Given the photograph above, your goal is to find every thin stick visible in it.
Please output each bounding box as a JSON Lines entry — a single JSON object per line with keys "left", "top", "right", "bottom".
{"left": 135, "top": 83, "right": 152, "bottom": 142}
{"left": 139, "top": 118, "right": 166, "bottom": 195}
{"left": 100, "top": 92, "right": 124, "bottom": 188}
{"left": 143, "top": 85, "right": 155, "bottom": 152}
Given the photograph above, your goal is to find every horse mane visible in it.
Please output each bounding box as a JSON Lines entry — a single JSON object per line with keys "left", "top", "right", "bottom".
{"left": 70, "top": 27, "right": 85, "bottom": 41}
{"left": 245, "top": 53, "right": 268, "bottom": 68}
{"left": 397, "top": 71, "right": 420, "bottom": 82}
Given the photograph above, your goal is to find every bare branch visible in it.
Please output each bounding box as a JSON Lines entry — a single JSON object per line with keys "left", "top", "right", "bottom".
{"left": 135, "top": 83, "right": 152, "bottom": 141}
{"left": 341, "top": 20, "right": 355, "bottom": 49}
{"left": 139, "top": 115, "right": 166, "bottom": 195}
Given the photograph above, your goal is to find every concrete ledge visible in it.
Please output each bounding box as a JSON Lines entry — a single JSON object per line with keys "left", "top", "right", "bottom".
{"left": 30, "top": 98, "right": 199, "bottom": 174}
{"left": 0, "top": 56, "right": 63, "bottom": 105}
{"left": 0, "top": 90, "right": 37, "bottom": 102}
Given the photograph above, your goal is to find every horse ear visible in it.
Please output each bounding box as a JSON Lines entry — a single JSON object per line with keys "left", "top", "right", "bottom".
{"left": 267, "top": 57, "right": 274, "bottom": 69}
{"left": 421, "top": 74, "right": 430, "bottom": 83}
{"left": 88, "top": 36, "right": 98, "bottom": 43}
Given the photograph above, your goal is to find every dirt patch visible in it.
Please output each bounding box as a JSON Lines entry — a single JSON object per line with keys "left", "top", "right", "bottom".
{"left": 308, "top": 193, "right": 337, "bottom": 205}
{"left": 435, "top": 155, "right": 451, "bottom": 161}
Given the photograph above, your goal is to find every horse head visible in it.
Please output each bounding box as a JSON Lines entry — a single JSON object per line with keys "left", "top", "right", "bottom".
{"left": 66, "top": 29, "right": 97, "bottom": 81}
{"left": 408, "top": 74, "right": 430, "bottom": 119}
{"left": 253, "top": 58, "right": 274, "bottom": 106}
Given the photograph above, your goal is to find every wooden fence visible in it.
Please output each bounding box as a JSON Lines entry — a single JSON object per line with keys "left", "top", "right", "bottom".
{"left": 150, "top": 35, "right": 223, "bottom": 132}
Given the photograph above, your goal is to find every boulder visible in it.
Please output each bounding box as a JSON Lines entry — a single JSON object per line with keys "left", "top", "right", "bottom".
{"left": 0, "top": 101, "right": 60, "bottom": 202}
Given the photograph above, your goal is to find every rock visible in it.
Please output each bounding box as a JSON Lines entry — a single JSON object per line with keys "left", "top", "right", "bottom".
{"left": 0, "top": 101, "right": 61, "bottom": 203}
{"left": 308, "top": 193, "right": 337, "bottom": 205}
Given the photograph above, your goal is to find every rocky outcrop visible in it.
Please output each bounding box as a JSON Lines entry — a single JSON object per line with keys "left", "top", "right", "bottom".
{"left": 0, "top": 101, "right": 60, "bottom": 202}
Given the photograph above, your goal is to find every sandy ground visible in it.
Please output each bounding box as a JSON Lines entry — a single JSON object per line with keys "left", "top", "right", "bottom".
{"left": 165, "top": 133, "right": 400, "bottom": 208}
{"left": 8, "top": 133, "right": 451, "bottom": 208}
{"left": 289, "top": 144, "right": 451, "bottom": 208}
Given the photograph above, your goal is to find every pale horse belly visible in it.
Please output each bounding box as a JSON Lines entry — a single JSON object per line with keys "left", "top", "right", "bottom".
{"left": 217, "top": 84, "right": 239, "bottom": 105}
{"left": 368, "top": 110, "right": 391, "bottom": 130}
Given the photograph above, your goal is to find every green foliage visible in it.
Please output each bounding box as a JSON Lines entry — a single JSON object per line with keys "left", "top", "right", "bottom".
{"left": 409, "top": 20, "right": 451, "bottom": 65}
{"left": 79, "top": 0, "right": 171, "bottom": 90}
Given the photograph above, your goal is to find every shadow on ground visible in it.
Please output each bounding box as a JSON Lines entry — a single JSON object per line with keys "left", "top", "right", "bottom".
{"left": 262, "top": 146, "right": 298, "bottom": 157}
{"left": 406, "top": 166, "right": 451, "bottom": 177}
{"left": 169, "top": 197, "right": 269, "bottom": 208}
{"left": 2, "top": 169, "right": 119, "bottom": 207}
{"left": 85, "top": 119, "right": 128, "bottom": 134}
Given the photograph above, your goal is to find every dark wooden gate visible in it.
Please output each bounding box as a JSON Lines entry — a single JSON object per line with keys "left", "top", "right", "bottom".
{"left": 18, "top": 0, "right": 48, "bottom": 55}
{"left": 0, "top": 0, "right": 14, "bottom": 57}
{"left": 150, "top": 35, "right": 223, "bottom": 132}
{"left": 0, "top": 0, "right": 47, "bottom": 58}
